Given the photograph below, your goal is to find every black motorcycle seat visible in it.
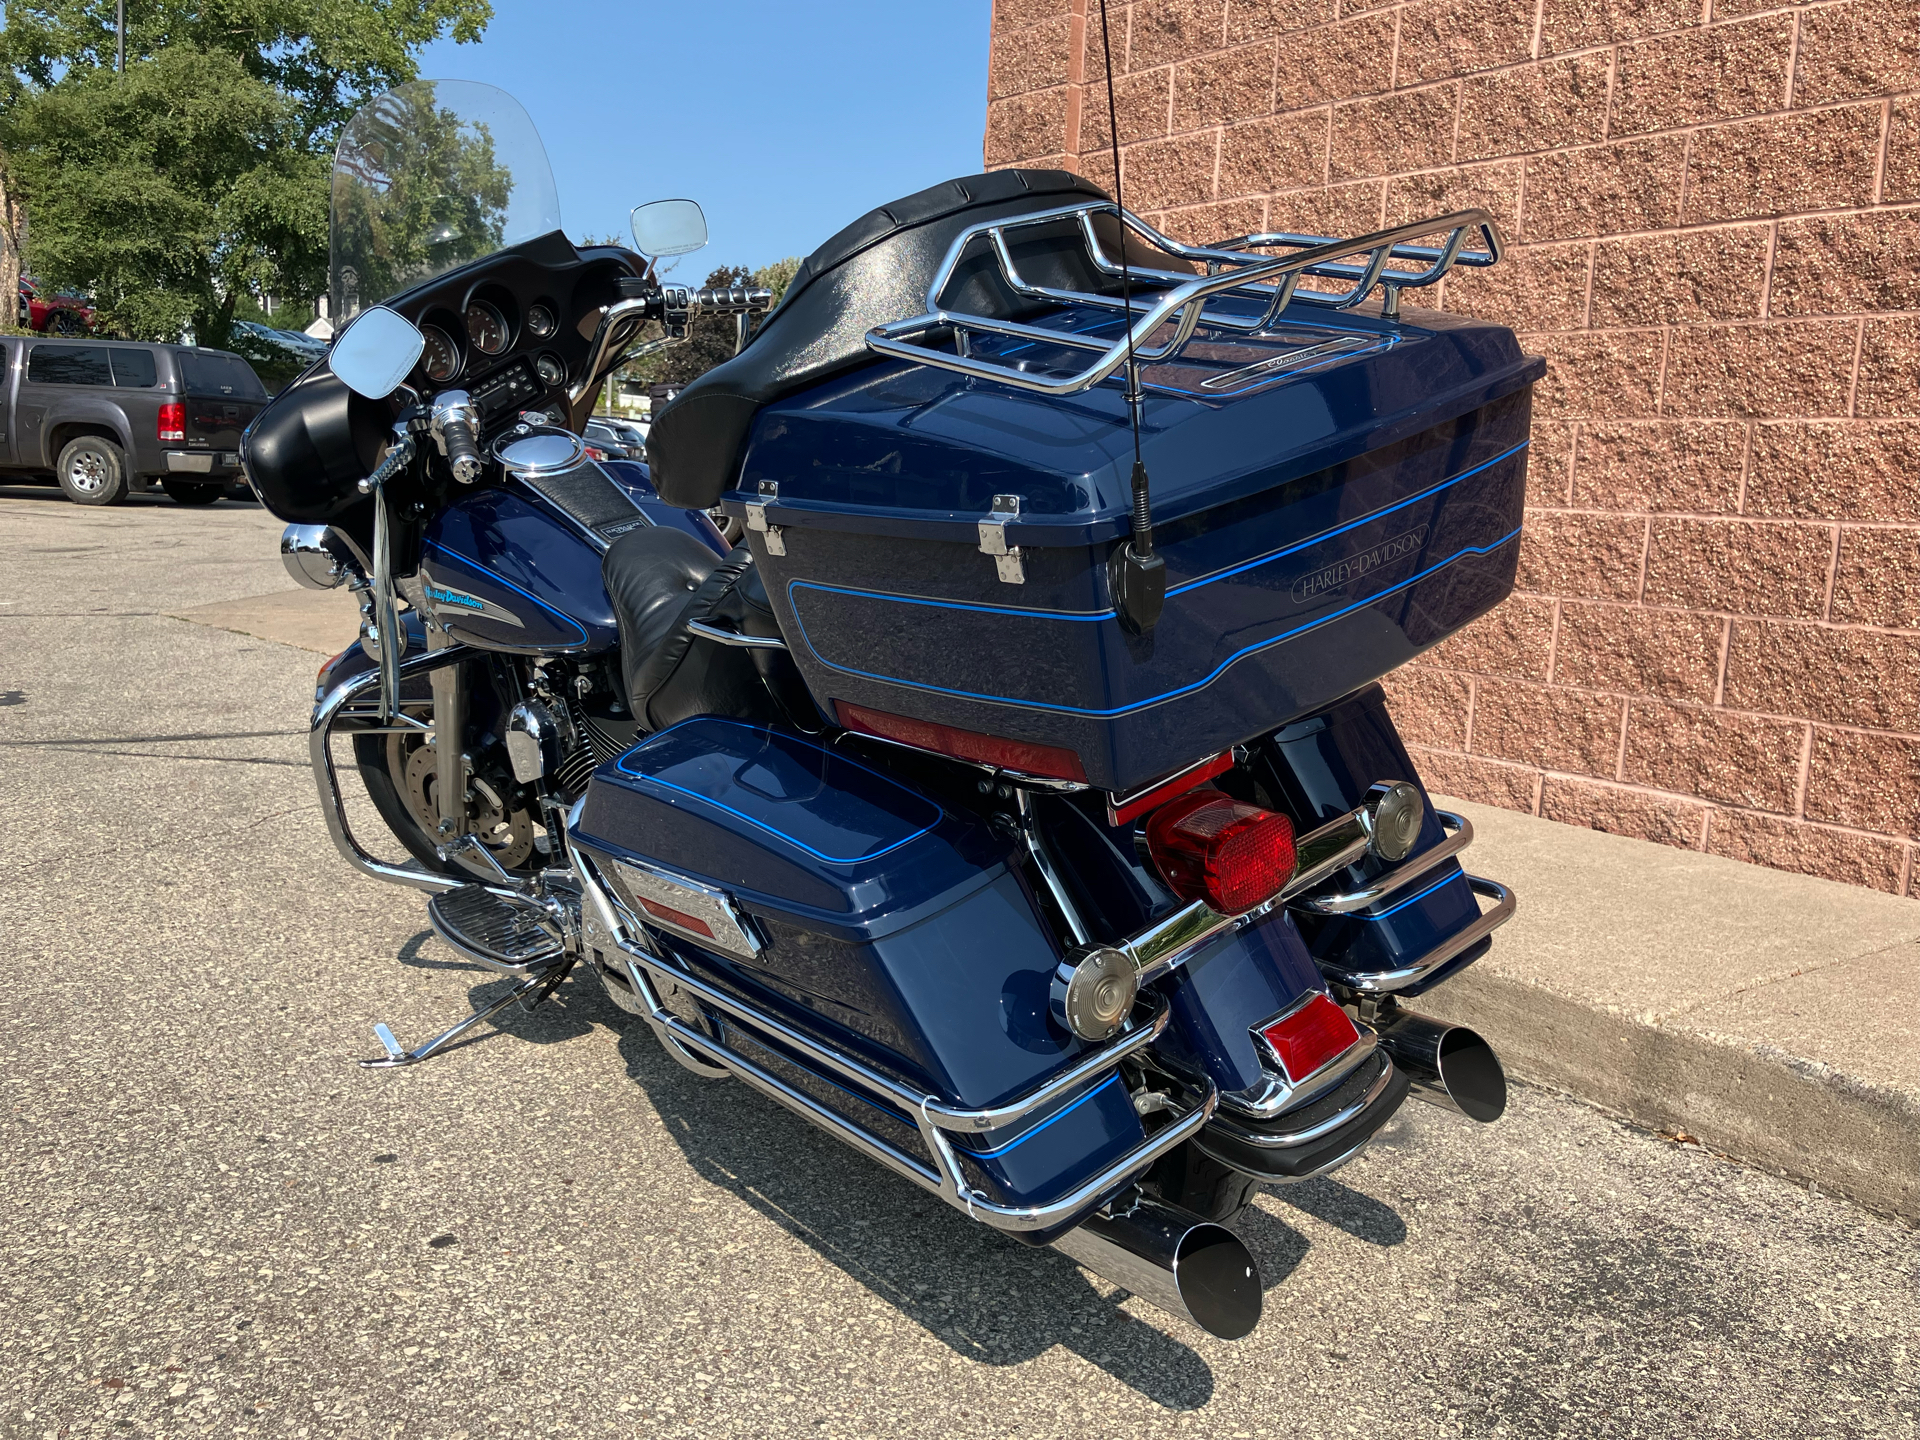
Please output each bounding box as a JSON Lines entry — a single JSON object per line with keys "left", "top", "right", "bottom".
{"left": 644, "top": 167, "right": 1112, "bottom": 510}
{"left": 601, "top": 526, "right": 790, "bottom": 733}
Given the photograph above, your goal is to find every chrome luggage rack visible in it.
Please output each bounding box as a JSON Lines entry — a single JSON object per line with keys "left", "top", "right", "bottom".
{"left": 865, "top": 201, "right": 1501, "bottom": 397}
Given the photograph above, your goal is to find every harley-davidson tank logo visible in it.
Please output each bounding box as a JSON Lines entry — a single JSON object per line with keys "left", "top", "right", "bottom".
{"left": 423, "top": 580, "right": 525, "bottom": 628}
{"left": 1290, "top": 524, "right": 1430, "bottom": 604}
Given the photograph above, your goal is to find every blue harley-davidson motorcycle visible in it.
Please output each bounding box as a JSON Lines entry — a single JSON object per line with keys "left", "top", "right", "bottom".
{"left": 248, "top": 80, "right": 1539, "bottom": 1340}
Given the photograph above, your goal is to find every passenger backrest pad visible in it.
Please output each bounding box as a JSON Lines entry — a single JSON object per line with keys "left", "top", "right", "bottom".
{"left": 644, "top": 168, "right": 1114, "bottom": 510}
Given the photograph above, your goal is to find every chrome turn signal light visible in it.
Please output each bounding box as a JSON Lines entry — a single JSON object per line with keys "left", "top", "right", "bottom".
{"left": 1051, "top": 944, "right": 1139, "bottom": 1042}
{"left": 1362, "top": 780, "right": 1425, "bottom": 862}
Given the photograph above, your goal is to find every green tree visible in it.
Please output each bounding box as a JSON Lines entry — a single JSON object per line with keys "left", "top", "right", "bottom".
{"left": 0, "top": 0, "right": 490, "bottom": 345}
{"left": 621, "top": 256, "right": 805, "bottom": 390}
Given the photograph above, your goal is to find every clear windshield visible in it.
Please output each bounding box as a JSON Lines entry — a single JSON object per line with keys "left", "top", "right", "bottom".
{"left": 330, "top": 80, "right": 561, "bottom": 324}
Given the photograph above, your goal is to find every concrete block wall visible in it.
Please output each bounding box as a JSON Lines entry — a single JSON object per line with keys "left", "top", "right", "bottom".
{"left": 984, "top": 0, "right": 1920, "bottom": 894}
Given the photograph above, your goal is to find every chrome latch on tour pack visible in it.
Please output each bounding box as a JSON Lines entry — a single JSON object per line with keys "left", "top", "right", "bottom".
{"left": 744, "top": 479, "right": 785, "bottom": 556}
{"left": 978, "top": 493, "right": 1024, "bottom": 584}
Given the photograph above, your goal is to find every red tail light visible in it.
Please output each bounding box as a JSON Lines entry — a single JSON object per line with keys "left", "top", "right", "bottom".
{"left": 158, "top": 402, "right": 185, "bottom": 442}
{"left": 1145, "top": 788, "right": 1297, "bottom": 914}
{"left": 836, "top": 701, "right": 1087, "bottom": 782}
{"left": 584, "top": 444, "right": 609, "bottom": 461}
{"left": 1259, "top": 993, "right": 1360, "bottom": 1085}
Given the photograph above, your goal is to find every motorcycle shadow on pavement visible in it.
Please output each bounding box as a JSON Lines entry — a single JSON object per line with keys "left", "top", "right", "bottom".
{"left": 376, "top": 940, "right": 1411, "bottom": 1404}
{"left": 579, "top": 980, "right": 1402, "bottom": 1409}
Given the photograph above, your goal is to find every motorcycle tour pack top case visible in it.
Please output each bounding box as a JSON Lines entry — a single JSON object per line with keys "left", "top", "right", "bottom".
{"left": 246, "top": 81, "right": 1541, "bottom": 1340}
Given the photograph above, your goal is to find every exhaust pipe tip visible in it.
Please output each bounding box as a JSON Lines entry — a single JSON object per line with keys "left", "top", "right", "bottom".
{"left": 1166, "top": 1221, "right": 1264, "bottom": 1341}
{"left": 1053, "top": 1196, "right": 1263, "bottom": 1340}
{"left": 1375, "top": 1008, "right": 1507, "bottom": 1123}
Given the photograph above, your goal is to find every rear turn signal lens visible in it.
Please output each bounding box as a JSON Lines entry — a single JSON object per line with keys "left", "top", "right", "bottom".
{"left": 1145, "top": 788, "right": 1297, "bottom": 914}
{"left": 836, "top": 701, "right": 1088, "bottom": 783}
{"left": 158, "top": 402, "right": 185, "bottom": 442}
{"left": 1259, "top": 993, "right": 1360, "bottom": 1085}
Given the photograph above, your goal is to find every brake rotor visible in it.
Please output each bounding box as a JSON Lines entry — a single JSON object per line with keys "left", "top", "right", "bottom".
{"left": 388, "top": 734, "right": 536, "bottom": 870}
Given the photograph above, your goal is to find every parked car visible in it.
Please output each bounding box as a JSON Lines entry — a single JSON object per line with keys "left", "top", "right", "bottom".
{"left": 583, "top": 418, "right": 643, "bottom": 461}
{"left": 0, "top": 337, "right": 270, "bottom": 505}
{"left": 16, "top": 276, "right": 95, "bottom": 335}
{"left": 234, "top": 319, "right": 327, "bottom": 363}
{"left": 591, "top": 414, "right": 648, "bottom": 451}
{"left": 227, "top": 320, "right": 327, "bottom": 394}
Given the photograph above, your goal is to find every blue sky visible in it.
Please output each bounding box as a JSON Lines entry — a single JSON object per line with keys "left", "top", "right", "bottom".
{"left": 417, "top": 1, "right": 991, "bottom": 274}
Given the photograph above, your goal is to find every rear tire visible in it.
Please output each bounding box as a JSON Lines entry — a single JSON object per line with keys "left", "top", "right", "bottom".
{"left": 56, "top": 436, "right": 129, "bottom": 506}
{"left": 45, "top": 309, "right": 88, "bottom": 336}
{"left": 162, "top": 479, "right": 223, "bottom": 506}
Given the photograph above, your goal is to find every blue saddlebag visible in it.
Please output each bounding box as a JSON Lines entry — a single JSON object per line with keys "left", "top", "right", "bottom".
{"left": 568, "top": 718, "right": 1147, "bottom": 1217}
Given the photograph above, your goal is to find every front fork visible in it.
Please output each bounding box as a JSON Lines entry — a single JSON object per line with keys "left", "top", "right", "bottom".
{"left": 429, "top": 630, "right": 467, "bottom": 841}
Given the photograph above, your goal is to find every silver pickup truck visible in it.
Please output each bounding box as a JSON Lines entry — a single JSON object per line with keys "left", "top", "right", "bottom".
{"left": 0, "top": 337, "right": 271, "bottom": 505}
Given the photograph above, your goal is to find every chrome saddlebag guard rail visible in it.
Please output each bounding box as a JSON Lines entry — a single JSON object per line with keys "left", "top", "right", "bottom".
{"left": 570, "top": 853, "right": 1215, "bottom": 1235}
{"left": 310, "top": 643, "right": 474, "bottom": 894}
{"left": 1119, "top": 807, "right": 1516, "bottom": 996}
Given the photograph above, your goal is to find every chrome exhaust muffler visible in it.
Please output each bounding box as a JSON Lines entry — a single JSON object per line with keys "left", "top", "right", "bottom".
{"left": 1052, "top": 1193, "right": 1262, "bottom": 1340}
{"left": 1375, "top": 1007, "right": 1507, "bottom": 1122}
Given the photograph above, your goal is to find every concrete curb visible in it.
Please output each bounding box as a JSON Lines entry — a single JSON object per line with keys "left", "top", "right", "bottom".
{"left": 1421, "top": 967, "right": 1920, "bottom": 1221}
{"left": 1417, "top": 799, "right": 1920, "bottom": 1223}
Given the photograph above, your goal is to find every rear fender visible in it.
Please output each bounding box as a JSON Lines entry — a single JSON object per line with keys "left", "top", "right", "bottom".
{"left": 1151, "top": 908, "right": 1330, "bottom": 1095}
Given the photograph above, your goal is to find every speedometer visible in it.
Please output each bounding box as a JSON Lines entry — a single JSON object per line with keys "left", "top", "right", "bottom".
{"left": 420, "top": 324, "right": 459, "bottom": 383}
{"left": 465, "top": 300, "right": 508, "bottom": 355}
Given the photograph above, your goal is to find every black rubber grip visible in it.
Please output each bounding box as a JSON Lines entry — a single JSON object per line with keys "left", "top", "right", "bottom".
{"left": 441, "top": 417, "right": 482, "bottom": 481}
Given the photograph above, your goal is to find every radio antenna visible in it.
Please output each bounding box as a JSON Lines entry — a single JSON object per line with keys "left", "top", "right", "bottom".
{"left": 1096, "top": 0, "right": 1166, "bottom": 635}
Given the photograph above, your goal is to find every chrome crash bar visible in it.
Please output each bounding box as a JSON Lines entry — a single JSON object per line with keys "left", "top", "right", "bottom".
{"left": 1122, "top": 807, "right": 1514, "bottom": 996}
{"left": 569, "top": 852, "right": 1212, "bottom": 1233}
{"left": 865, "top": 201, "right": 1501, "bottom": 396}
{"left": 310, "top": 644, "right": 472, "bottom": 894}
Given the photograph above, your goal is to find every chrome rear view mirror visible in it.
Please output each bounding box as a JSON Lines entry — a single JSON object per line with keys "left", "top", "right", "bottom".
{"left": 329, "top": 306, "right": 425, "bottom": 399}
{"left": 631, "top": 199, "right": 708, "bottom": 258}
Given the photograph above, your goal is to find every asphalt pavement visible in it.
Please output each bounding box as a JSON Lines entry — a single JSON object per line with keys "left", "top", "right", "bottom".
{"left": 2, "top": 488, "right": 1916, "bottom": 1440}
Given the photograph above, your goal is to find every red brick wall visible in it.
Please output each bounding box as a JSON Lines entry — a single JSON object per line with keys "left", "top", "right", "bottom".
{"left": 985, "top": 0, "right": 1920, "bottom": 894}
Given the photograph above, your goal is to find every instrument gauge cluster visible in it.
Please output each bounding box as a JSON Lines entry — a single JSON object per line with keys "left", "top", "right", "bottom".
{"left": 465, "top": 299, "right": 510, "bottom": 356}
{"left": 419, "top": 324, "right": 461, "bottom": 383}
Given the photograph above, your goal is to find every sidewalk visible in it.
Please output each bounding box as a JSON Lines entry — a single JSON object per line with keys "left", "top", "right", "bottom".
{"left": 1422, "top": 799, "right": 1920, "bottom": 1221}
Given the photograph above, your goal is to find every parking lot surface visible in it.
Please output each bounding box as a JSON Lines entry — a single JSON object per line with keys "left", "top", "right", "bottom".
{"left": 3, "top": 491, "right": 1916, "bottom": 1440}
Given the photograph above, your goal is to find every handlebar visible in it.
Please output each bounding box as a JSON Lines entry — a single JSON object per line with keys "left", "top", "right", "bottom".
{"left": 357, "top": 432, "right": 416, "bottom": 494}
{"left": 429, "top": 391, "right": 484, "bottom": 483}
{"left": 687, "top": 284, "right": 774, "bottom": 316}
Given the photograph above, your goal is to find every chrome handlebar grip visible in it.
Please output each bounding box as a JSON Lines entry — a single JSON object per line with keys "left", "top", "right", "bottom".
{"left": 357, "top": 430, "right": 417, "bottom": 494}
{"left": 698, "top": 284, "right": 774, "bottom": 315}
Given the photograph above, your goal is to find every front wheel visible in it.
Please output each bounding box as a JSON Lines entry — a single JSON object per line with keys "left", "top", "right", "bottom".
{"left": 44, "top": 309, "right": 89, "bottom": 336}
{"left": 352, "top": 726, "right": 540, "bottom": 879}
{"left": 56, "top": 436, "right": 129, "bottom": 505}
{"left": 163, "top": 479, "right": 223, "bottom": 506}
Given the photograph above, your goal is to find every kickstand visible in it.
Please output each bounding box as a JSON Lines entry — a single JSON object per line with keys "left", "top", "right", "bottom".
{"left": 362, "top": 958, "right": 574, "bottom": 1069}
